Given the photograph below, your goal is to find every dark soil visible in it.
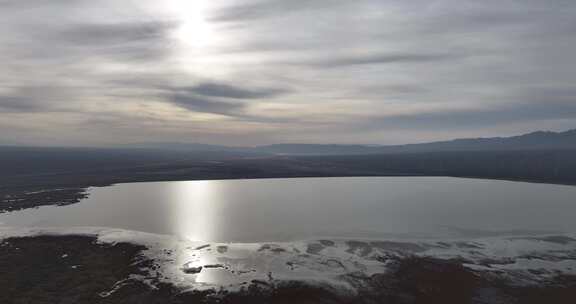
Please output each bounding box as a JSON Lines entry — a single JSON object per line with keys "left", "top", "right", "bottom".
{"left": 0, "top": 188, "right": 89, "bottom": 213}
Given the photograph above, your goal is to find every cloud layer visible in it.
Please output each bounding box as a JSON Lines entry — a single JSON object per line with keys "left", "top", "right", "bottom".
{"left": 1, "top": 0, "right": 575, "bottom": 145}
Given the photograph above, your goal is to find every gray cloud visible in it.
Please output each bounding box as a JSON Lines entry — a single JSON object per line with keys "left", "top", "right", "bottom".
{"left": 0, "top": 86, "right": 72, "bottom": 113}
{"left": 168, "top": 91, "right": 246, "bottom": 117}
{"left": 366, "top": 97, "right": 576, "bottom": 131}
{"left": 59, "top": 21, "right": 172, "bottom": 43}
{"left": 1, "top": 0, "right": 575, "bottom": 145}
{"left": 151, "top": 81, "right": 289, "bottom": 116}
{"left": 305, "top": 52, "right": 466, "bottom": 67}
{"left": 0, "top": 0, "right": 82, "bottom": 8}
{"left": 187, "top": 82, "right": 288, "bottom": 99}
{"left": 211, "top": 0, "right": 336, "bottom": 22}
{"left": 30, "top": 21, "right": 174, "bottom": 63}
{"left": 0, "top": 95, "right": 39, "bottom": 112}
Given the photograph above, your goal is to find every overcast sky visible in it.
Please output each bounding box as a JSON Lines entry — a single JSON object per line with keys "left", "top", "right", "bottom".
{"left": 1, "top": 0, "right": 575, "bottom": 146}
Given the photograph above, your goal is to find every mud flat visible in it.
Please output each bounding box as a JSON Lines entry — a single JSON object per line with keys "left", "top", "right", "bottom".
{"left": 1, "top": 227, "right": 575, "bottom": 303}
{"left": 0, "top": 188, "right": 90, "bottom": 213}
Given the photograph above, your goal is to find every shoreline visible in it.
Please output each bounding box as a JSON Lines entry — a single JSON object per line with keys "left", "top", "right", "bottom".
{"left": 1, "top": 227, "right": 575, "bottom": 303}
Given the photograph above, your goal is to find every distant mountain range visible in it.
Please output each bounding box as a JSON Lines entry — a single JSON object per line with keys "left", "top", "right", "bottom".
{"left": 122, "top": 142, "right": 249, "bottom": 152}
{"left": 126, "top": 128, "right": 576, "bottom": 155}
{"left": 260, "top": 129, "right": 576, "bottom": 154}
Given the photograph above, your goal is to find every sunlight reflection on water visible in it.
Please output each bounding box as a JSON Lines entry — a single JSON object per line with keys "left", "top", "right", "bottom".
{"left": 172, "top": 180, "right": 221, "bottom": 242}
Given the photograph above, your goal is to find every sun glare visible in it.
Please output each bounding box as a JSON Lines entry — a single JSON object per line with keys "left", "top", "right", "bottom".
{"left": 167, "top": 0, "right": 219, "bottom": 49}
{"left": 156, "top": 0, "right": 231, "bottom": 76}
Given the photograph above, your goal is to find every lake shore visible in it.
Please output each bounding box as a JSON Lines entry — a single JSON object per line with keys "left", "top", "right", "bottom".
{"left": 1, "top": 230, "right": 575, "bottom": 304}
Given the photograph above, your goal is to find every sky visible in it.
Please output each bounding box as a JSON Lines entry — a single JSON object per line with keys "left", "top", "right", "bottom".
{"left": 1, "top": 0, "right": 575, "bottom": 146}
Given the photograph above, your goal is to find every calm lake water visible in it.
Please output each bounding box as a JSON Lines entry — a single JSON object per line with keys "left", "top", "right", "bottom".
{"left": 2, "top": 177, "right": 576, "bottom": 242}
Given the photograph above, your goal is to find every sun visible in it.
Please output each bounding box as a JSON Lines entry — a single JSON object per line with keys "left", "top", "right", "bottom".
{"left": 166, "top": 0, "right": 219, "bottom": 49}
{"left": 155, "top": 0, "right": 231, "bottom": 76}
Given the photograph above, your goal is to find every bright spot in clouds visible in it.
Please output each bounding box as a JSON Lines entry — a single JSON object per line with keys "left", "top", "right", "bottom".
{"left": 168, "top": 0, "right": 219, "bottom": 49}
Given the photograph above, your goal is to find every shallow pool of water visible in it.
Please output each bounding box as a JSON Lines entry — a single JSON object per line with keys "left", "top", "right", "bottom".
{"left": 1, "top": 177, "right": 575, "bottom": 242}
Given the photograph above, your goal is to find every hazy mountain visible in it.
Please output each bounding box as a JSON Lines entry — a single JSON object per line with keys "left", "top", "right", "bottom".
{"left": 107, "top": 129, "right": 576, "bottom": 155}
{"left": 119, "top": 142, "right": 247, "bottom": 152}
{"left": 257, "top": 129, "right": 576, "bottom": 155}
{"left": 255, "top": 144, "right": 383, "bottom": 155}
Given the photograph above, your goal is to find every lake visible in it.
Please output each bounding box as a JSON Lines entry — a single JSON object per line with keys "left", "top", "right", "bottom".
{"left": 1, "top": 177, "right": 575, "bottom": 242}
